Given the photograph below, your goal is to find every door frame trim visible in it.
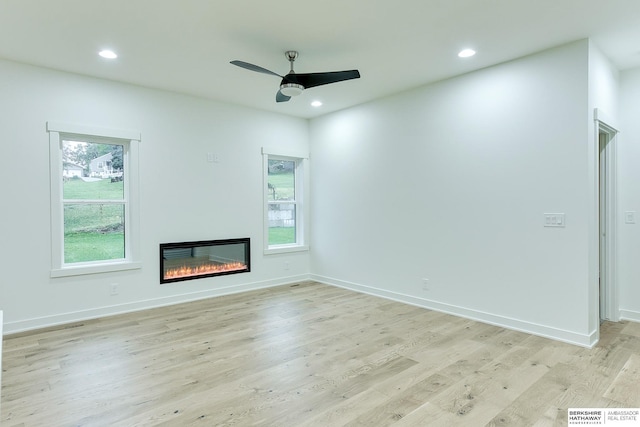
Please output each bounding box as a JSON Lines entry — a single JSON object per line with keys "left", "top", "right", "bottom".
{"left": 595, "top": 108, "right": 619, "bottom": 322}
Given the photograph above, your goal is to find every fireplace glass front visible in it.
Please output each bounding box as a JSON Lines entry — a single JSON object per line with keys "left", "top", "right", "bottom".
{"left": 160, "top": 238, "right": 250, "bottom": 284}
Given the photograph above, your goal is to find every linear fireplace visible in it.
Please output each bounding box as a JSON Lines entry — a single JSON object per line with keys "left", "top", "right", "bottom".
{"left": 160, "top": 238, "right": 250, "bottom": 284}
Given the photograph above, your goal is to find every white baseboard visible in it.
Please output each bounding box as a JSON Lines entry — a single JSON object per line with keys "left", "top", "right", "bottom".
{"left": 4, "top": 274, "right": 603, "bottom": 348}
{"left": 311, "top": 274, "right": 597, "bottom": 348}
{"left": 620, "top": 309, "right": 640, "bottom": 323}
{"left": 3, "top": 275, "right": 310, "bottom": 335}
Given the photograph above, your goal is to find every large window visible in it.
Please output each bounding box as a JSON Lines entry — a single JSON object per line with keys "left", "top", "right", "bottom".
{"left": 48, "top": 122, "right": 141, "bottom": 277}
{"left": 262, "top": 148, "right": 309, "bottom": 254}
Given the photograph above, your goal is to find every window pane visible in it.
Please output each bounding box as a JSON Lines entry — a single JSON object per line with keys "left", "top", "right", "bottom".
{"left": 268, "top": 203, "right": 296, "bottom": 245}
{"left": 62, "top": 141, "right": 124, "bottom": 199}
{"left": 64, "top": 204, "right": 125, "bottom": 263}
{"left": 267, "top": 159, "right": 295, "bottom": 201}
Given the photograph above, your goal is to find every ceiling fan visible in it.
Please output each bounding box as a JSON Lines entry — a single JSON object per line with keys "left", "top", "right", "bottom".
{"left": 230, "top": 51, "right": 360, "bottom": 103}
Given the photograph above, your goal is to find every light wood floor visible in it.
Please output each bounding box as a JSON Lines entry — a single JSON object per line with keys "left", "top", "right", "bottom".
{"left": 2, "top": 281, "right": 640, "bottom": 426}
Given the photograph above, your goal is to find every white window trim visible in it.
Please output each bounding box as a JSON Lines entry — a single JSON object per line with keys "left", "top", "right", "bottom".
{"left": 48, "top": 121, "right": 142, "bottom": 277}
{"left": 262, "top": 147, "right": 309, "bottom": 255}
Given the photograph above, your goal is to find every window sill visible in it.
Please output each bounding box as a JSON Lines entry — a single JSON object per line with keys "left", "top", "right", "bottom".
{"left": 264, "top": 245, "right": 309, "bottom": 255}
{"left": 51, "top": 261, "right": 142, "bottom": 278}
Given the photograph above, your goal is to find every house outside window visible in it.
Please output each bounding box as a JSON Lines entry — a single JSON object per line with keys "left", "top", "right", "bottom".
{"left": 48, "top": 122, "right": 141, "bottom": 277}
{"left": 262, "top": 147, "right": 309, "bottom": 254}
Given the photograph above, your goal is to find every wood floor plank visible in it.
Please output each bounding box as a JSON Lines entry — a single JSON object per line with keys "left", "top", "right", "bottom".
{"left": 603, "top": 353, "right": 640, "bottom": 406}
{"left": 2, "top": 281, "right": 640, "bottom": 426}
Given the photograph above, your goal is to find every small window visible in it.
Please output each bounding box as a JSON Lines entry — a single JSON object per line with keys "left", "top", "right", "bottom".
{"left": 262, "top": 148, "right": 309, "bottom": 254}
{"left": 48, "top": 122, "right": 141, "bottom": 277}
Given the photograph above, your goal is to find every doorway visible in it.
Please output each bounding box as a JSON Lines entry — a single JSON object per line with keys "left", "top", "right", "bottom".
{"left": 597, "top": 120, "right": 618, "bottom": 322}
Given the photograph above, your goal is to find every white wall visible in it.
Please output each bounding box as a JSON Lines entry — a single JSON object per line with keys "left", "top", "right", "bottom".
{"left": 589, "top": 42, "right": 620, "bottom": 120}
{"left": 618, "top": 67, "right": 640, "bottom": 322}
{"left": 310, "top": 40, "right": 596, "bottom": 346}
{"left": 0, "top": 59, "right": 310, "bottom": 333}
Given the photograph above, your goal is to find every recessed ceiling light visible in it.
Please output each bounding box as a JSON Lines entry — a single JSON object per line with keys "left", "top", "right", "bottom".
{"left": 458, "top": 48, "right": 476, "bottom": 58}
{"left": 99, "top": 50, "right": 118, "bottom": 59}
{"left": 311, "top": 100, "right": 323, "bottom": 107}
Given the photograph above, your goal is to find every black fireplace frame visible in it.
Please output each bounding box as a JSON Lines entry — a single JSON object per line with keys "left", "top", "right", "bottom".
{"left": 160, "top": 238, "right": 251, "bottom": 284}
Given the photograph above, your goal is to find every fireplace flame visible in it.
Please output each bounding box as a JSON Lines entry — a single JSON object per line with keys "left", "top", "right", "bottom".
{"left": 164, "top": 262, "right": 247, "bottom": 279}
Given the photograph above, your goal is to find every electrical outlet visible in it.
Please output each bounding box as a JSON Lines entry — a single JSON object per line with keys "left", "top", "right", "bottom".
{"left": 110, "top": 283, "right": 119, "bottom": 296}
{"left": 284, "top": 261, "right": 290, "bottom": 271}
{"left": 422, "top": 278, "right": 429, "bottom": 291}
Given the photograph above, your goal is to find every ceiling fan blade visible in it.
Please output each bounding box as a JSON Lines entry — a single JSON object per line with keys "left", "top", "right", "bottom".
{"left": 293, "top": 70, "right": 360, "bottom": 89}
{"left": 276, "top": 90, "right": 291, "bottom": 103}
{"left": 230, "top": 60, "right": 283, "bottom": 78}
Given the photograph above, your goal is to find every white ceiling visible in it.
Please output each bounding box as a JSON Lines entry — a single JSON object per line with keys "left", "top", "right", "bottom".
{"left": 1, "top": 0, "right": 639, "bottom": 119}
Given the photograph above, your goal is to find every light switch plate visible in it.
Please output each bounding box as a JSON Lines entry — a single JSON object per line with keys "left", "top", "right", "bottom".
{"left": 625, "top": 211, "right": 636, "bottom": 224}
{"left": 544, "top": 213, "right": 566, "bottom": 227}
{"left": 206, "top": 152, "right": 219, "bottom": 163}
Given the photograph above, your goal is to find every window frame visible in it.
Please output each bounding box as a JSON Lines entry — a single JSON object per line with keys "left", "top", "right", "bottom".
{"left": 48, "top": 121, "right": 141, "bottom": 277}
{"left": 262, "top": 147, "right": 309, "bottom": 255}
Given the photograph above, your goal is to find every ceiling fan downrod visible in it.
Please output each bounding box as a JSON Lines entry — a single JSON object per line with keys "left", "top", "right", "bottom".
{"left": 285, "top": 51, "right": 298, "bottom": 73}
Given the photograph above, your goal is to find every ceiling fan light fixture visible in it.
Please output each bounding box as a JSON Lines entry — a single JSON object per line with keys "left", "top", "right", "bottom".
{"left": 280, "top": 83, "right": 304, "bottom": 97}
